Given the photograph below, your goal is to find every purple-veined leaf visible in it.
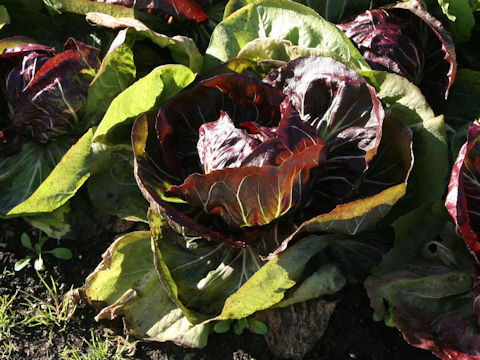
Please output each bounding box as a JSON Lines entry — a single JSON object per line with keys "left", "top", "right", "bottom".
{"left": 196, "top": 111, "right": 274, "bottom": 174}
{"left": 133, "top": 111, "right": 243, "bottom": 248}
{"left": 170, "top": 142, "right": 327, "bottom": 228}
{"left": 10, "top": 38, "right": 100, "bottom": 142}
{"left": 337, "top": 0, "right": 457, "bottom": 105}
{"left": 156, "top": 73, "right": 285, "bottom": 180}
{"left": 446, "top": 121, "right": 480, "bottom": 264}
{"left": 264, "top": 56, "right": 384, "bottom": 210}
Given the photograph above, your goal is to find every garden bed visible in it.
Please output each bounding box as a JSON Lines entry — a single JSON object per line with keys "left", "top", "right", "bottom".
{"left": 1, "top": 215, "right": 436, "bottom": 359}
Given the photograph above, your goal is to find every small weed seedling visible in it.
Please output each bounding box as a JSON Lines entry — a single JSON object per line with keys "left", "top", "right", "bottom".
{"left": 21, "top": 272, "right": 77, "bottom": 333}
{"left": 59, "top": 330, "right": 137, "bottom": 360}
{"left": 14, "top": 232, "right": 73, "bottom": 271}
{"left": 0, "top": 290, "right": 22, "bottom": 357}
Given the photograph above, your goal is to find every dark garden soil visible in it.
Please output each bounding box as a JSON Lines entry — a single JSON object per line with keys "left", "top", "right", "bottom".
{"left": 0, "top": 214, "right": 438, "bottom": 360}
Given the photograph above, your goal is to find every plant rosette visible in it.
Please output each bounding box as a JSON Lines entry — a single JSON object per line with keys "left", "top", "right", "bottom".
{"left": 106, "top": 57, "right": 413, "bottom": 332}
{"left": 365, "top": 121, "right": 480, "bottom": 360}
{"left": 336, "top": 0, "right": 456, "bottom": 107}
{"left": 85, "top": 0, "right": 450, "bottom": 350}
{"left": 0, "top": 36, "right": 100, "bottom": 218}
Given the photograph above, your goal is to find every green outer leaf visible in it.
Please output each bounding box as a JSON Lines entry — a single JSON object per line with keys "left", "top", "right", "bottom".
{"left": 82, "top": 38, "right": 136, "bottom": 130}
{"left": 204, "top": 0, "right": 369, "bottom": 70}
{"left": 0, "top": 5, "right": 10, "bottom": 30}
{"left": 375, "top": 201, "right": 450, "bottom": 276}
{"left": 470, "top": 0, "right": 480, "bottom": 11}
{"left": 85, "top": 231, "right": 212, "bottom": 348}
{"left": 4, "top": 128, "right": 94, "bottom": 217}
{"left": 237, "top": 38, "right": 365, "bottom": 71}
{"left": 44, "top": 0, "right": 133, "bottom": 15}
{"left": 437, "top": 0, "right": 475, "bottom": 42}
{"left": 87, "top": 145, "right": 148, "bottom": 222}
{"left": 300, "top": 184, "right": 407, "bottom": 235}
{"left": 223, "top": 0, "right": 256, "bottom": 19}
{"left": 150, "top": 204, "right": 333, "bottom": 323}
{"left": 212, "top": 234, "right": 332, "bottom": 321}
{"left": 274, "top": 264, "right": 345, "bottom": 308}
{"left": 365, "top": 202, "right": 478, "bottom": 358}
{"left": 93, "top": 65, "right": 196, "bottom": 145}
{"left": 25, "top": 202, "right": 72, "bottom": 240}
{"left": 85, "top": 13, "right": 204, "bottom": 73}
{"left": 360, "top": 70, "right": 449, "bottom": 209}
{"left": 0, "top": 140, "right": 68, "bottom": 216}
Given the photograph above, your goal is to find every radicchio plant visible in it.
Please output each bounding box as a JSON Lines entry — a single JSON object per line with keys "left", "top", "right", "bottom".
{"left": 134, "top": 56, "right": 413, "bottom": 259}
{"left": 446, "top": 121, "right": 480, "bottom": 263}
{"left": 337, "top": 0, "right": 456, "bottom": 105}
{"left": 365, "top": 121, "right": 480, "bottom": 360}
{"left": 88, "top": 0, "right": 218, "bottom": 23}
{"left": 0, "top": 36, "right": 100, "bottom": 156}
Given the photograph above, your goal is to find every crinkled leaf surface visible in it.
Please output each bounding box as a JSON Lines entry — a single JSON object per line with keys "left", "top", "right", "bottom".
{"left": 85, "top": 14, "right": 203, "bottom": 73}
{"left": 1, "top": 128, "right": 94, "bottom": 216}
{"left": 366, "top": 202, "right": 480, "bottom": 360}
{"left": 204, "top": 0, "right": 369, "bottom": 70}
{"left": 446, "top": 122, "right": 480, "bottom": 264}
{"left": 265, "top": 57, "right": 384, "bottom": 209}
{"left": 237, "top": 38, "right": 364, "bottom": 71}
{"left": 93, "top": 64, "right": 195, "bottom": 145}
{"left": 155, "top": 73, "right": 285, "bottom": 180}
{"left": 85, "top": 231, "right": 212, "bottom": 348}
{"left": 338, "top": 1, "right": 457, "bottom": 104}
{"left": 224, "top": 0, "right": 371, "bottom": 22}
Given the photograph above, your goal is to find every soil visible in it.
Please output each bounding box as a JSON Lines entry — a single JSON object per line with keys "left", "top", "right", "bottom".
{"left": 0, "top": 215, "right": 438, "bottom": 360}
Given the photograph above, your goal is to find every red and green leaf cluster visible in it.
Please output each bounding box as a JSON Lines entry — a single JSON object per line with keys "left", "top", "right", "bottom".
{"left": 133, "top": 56, "right": 413, "bottom": 257}
{"left": 0, "top": 36, "right": 100, "bottom": 155}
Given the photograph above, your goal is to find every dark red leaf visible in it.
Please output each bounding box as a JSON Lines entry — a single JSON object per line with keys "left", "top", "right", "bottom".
{"left": 446, "top": 122, "right": 480, "bottom": 264}
{"left": 156, "top": 73, "right": 285, "bottom": 180}
{"left": 88, "top": 0, "right": 208, "bottom": 22}
{"left": 197, "top": 111, "right": 272, "bottom": 174}
{"left": 132, "top": 112, "right": 244, "bottom": 248}
{"left": 265, "top": 56, "right": 384, "bottom": 209}
{"left": 11, "top": 38, "right": 100, "bottom": 142}
{"left": 170, "top": 142, "right": 327, "bottom": 228}
{"left": 337, "top": 0, "right": 457, "bottom": 104}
